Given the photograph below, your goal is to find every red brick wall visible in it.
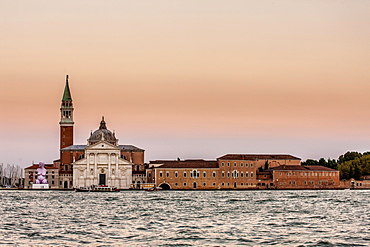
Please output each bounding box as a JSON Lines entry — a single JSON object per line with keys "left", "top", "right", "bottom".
{"left": 273, "top": 170, "right": 340, "bottom": 189}
{"left": 60, "top": 126, "right": 73, "bottom": 149}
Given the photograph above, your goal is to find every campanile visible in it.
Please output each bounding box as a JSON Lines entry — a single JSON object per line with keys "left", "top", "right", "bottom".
{"left": 59, "top": 75, "right": 74, "bottom": 150}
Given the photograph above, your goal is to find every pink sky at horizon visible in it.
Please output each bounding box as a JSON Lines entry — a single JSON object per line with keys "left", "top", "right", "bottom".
{"left": 1, "top": 0, "right": 370, "bottom": 168}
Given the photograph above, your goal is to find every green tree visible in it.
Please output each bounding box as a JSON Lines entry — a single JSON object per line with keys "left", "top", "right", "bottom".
{"left": 338, "top": 151, "right": 362, "bottom": 163}
{"left": 302, "top": 159, "right": 319, "bottom": 166}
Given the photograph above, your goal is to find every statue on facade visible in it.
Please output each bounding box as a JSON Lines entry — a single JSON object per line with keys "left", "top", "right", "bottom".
{"left": 35, "top": 162, "right": 48, "bottom": 184}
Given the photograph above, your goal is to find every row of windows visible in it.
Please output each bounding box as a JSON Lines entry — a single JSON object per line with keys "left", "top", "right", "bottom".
{"left": 158, "top": 170, "right": 256, "bottom": 178}
{"left": 279, "top": 172, "right": 337, "bottom": 177}
{"left": 30, "top": 175, "right": 55, "bottom": 179}
{"left": 278, "top": 180, "right": 336, "bottom": 185}
{"left": 174, "top": 182, "right": 217, "bottom": 187}
{"left": 28, "top": 181, "right": 56, "bottom": 185}
{"left": 173, "top": 182, "right": 255, "bottom": 187}
{"left": 29, "top": 171, "right": 55, "bottom": 174}
{"left": 221, "top": 162, "right": 254, "bottom": 168}
{"left": 159, "top": 170, "right": 217, "bottom": 178}
{"left": 221, "top": 171, "right": 254, "bottom": 178}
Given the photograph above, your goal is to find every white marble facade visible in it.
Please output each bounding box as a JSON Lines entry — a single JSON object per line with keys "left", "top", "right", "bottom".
{"left": 72, "top": 141, "right": 132, "bottom": 189}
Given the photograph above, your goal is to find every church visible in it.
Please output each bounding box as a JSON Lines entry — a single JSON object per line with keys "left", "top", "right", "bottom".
{"left": 25, "top": 76, "right": 145, "bottom": 189}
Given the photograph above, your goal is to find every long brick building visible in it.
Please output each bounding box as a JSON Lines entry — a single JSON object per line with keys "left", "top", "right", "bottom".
{"left": 147, "top": 154, "right": 341, "bottom": 190}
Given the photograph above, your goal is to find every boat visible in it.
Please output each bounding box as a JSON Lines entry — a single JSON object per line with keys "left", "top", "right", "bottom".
{"left": 145, "top": 187, "right": 162, "bottom": 192}
{"left": 75, "top": 185, "right": 120, "bottom": 192}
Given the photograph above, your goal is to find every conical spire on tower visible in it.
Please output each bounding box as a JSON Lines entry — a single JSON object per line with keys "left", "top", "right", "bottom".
{"left": 62, "top": 75, "right": 72, "bottom": 101}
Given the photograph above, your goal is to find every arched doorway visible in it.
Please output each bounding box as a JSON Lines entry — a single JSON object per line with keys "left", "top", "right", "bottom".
{"left": 159, "top": 183, "right": 171, "bottom": 190}
{"left": 193, "top": 182, "right": 197, "bottom": 189}
{"left": 63, "top": 181, "right": 68, "bottom": 189}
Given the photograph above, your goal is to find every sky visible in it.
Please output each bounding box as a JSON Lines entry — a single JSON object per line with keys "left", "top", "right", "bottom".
{"left": 1, "top": 0, "right": 370, "bottom": 168}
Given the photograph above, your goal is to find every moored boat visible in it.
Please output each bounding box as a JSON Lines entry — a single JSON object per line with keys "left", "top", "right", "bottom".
{"left": 75, "top": 185, "right": 120, "bottom": 192}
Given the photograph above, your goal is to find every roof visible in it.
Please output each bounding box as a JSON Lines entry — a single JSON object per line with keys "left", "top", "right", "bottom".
{"left": 61, "top": 144, "right": 144, "bottom": 152}
{"left": 118, "top": 145, "right": 145, "bottom": 152}
{"left": 218, "top": 154, "right": 301, "bottom": 161}
{"left": 150, "top": 160, "right": 218, "bottom": 169}
{"left": 271, "top": 165, "right": 338, "bottom": 172}
{"left": 62, "top": 75, "right": 72, "bottom": 101}
{"left": 25, "top": 164, "right": 58, "bottom": 170}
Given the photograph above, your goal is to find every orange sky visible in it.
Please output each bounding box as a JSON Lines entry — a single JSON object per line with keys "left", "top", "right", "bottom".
{"left": 1, "top": 0, "right": 370, "bottom": 167}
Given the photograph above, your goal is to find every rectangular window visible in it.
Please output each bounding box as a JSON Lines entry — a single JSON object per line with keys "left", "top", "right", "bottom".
{"left": 246, "top": 163, "right": 249, "bottom": 167}
{"left": 251, "top": 172, "right": 254, "bottom": 178}
{"left": 227, "top": 172, "right": 230, "bottom": 177}
{"left": 213, "top": 183, "right": 216, "bottom": 186}
{"left": 213, "top": 171, "right": 216, "bottom": 178}
{"left": 245, "top": 172, "right": 249, "bottom": 177}
{"left": 203, "top": 172, "right": 206, "bottom": 177}
{"left": 234, "top": 162, "right": 237, "bottom": 167}
{"left": 222, "top": 171, "right": 225, "bottom": 178}
{"left": 250, "top": 163, "right": 254, "bottom": 167}
{"left": 221, "top": 162, "right": 225, "bottom": 167}
{"left": 240, "top": 163, "right": 244, "bottom": 167}
{"left": 241, "top": 172, "right": 244, "bottom": 177}
{"left": 166, "top": 172, "right": 169, "bottom": 177}
{"left": 183, "top": 172, "right": 187, "bottom": 177}
{"left": 175, "top": 171, "right": 178, "bottom": 178}
{"left": 159, "top": 172, "right": 163, "bottom": 177}
{"left": 227, "top": 162, "right": 230, "bottom": 167}
{"left": 183, "top": 182, "right": 187, "bottom": 186}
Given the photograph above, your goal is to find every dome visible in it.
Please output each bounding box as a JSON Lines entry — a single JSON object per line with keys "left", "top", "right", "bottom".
{"left": 88, "top": 117, "right": 117, "bottom": 145}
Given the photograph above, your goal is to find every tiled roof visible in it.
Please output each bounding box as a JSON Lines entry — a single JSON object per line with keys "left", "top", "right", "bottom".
{"left": 270, "top": 165, "right": 308, "bottom": 171}
{"left": 25, "top": 164, "right": 58, "bottom": 170}
{"left": 271, "top": 165, "right": 338, "bottom": 172}
{"left": 150, "top": 160, "right": 219, "bottom": 169}
{"left": 61, "top": 144, "right": 144, "bottom": 152}
{"left": 218, "top": 154, "right": 301, "bottom": 161}
{"left": 61, "top": 145, "right": 86, "bottom": 151}
{"left": 118, "top": 145, "right": 145, "bottom": 152}
{"left": 303, "top": 166, "right": 339, "bottom": 172}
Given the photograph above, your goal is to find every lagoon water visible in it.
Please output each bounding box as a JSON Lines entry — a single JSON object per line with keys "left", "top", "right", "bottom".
{"left": 1, "top": 190, "right": 370, "bottom": 246}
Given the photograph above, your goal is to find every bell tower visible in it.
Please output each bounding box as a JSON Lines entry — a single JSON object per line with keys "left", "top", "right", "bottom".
{"left": 59, "top": 75, "right": 74, "bottom": 149}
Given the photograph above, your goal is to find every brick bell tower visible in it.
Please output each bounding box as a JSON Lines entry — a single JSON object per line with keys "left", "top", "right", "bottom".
{"left": 59, "top": 75, "right": 74, "bottom": 150}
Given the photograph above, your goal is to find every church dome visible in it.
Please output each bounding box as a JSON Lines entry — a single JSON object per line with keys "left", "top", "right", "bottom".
{"left": 88, "top": 117, "right": 117, "bottom": 145}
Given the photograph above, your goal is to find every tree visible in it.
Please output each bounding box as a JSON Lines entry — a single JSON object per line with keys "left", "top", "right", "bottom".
{"left": 302, "top": 159, "right": 319, "bottom": 166}
{"left": 338, "top": 151, "right": 362, "bottom": 163}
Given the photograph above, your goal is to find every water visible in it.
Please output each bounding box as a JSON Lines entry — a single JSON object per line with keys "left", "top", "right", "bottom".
{"left": 1, "top": 190, "right": 370, "bottom": 246}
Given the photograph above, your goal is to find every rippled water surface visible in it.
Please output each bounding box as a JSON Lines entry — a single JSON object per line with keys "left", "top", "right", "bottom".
{"left": 1, "top": 190, "right": 370, "bottom": 246}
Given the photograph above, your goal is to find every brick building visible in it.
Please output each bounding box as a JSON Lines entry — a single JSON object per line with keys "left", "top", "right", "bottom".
{"left": 148, "top": 154, "right": 341, "bottom": 190}
{"left": 24, "top": 163, "right": 60, "bottom": 189}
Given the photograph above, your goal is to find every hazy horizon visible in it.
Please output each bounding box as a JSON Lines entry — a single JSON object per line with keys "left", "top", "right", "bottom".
{"left": 1, "top": 0, "right": 370, "bottom": 168}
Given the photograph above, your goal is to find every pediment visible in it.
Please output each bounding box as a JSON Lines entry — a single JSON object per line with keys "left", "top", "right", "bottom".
{"left": 86, "top": 141, "right": 120, "bottom": 151}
